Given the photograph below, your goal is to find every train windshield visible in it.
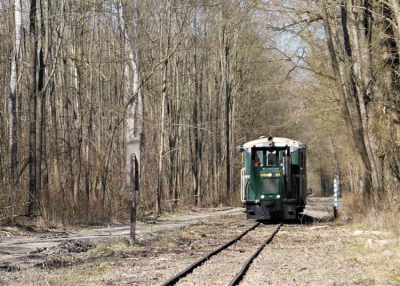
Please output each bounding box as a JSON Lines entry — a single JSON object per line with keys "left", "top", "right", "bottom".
{"left": 266, "top": 151, "right": 277, "bottom": 166}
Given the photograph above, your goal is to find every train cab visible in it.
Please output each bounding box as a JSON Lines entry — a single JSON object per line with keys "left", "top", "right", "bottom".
{"left": 237, "top": 137, "right": 307, "bottom": 221}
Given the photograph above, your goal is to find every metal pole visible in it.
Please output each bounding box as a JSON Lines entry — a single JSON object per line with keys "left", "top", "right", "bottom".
{"left": 333, "top": 178, "right": 338, "bottom": 219}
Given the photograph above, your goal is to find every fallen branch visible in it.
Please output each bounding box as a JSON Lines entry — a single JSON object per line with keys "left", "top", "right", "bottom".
{"left": 0, "top": 203, "right": 29, "bottom": 210}
{"left": 309, "top": 225, "right": 329, "bottom": 230}
{"left": 0, "top": 213, "right": 40, "bottom": 223}
{"left": 0, "top": 231, "right": 13, "bottom": 237}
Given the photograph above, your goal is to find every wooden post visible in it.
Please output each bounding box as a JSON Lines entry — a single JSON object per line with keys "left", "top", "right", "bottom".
{"left": 130, "top": 153, "right": 138, "bottom": 245}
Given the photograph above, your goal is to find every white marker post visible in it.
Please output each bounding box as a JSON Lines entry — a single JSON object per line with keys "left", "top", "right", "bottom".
{"left": 333, "top": 178, "right": 338, "bottom": 218}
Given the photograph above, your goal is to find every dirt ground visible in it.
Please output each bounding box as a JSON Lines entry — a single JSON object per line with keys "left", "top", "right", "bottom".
{"left": 0, "top": 208, "right": 241, "bottom": 261}
{"left": 1, "top": 198, "right": 399, "bottom": 285}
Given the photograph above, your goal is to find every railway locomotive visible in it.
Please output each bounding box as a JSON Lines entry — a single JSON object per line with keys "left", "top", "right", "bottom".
{"left": 236, "top": 137, "right": 307, "bottom": 221}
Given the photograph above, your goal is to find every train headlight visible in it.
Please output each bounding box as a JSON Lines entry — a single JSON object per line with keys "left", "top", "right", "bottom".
{"left": 260, "top": 195, "right": 265, "bottom": 199}
{"left": 276, "top": 195, "right": 281, "bottom": 199}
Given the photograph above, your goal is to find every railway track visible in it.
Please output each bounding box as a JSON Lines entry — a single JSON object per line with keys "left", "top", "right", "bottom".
{"left": 161, "top": 222, "right": 283, "bottom": 286}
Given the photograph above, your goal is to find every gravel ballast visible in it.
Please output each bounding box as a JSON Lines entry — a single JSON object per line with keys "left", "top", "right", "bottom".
{"left": 1, "top": 203, "right": 400, "bottom": 285}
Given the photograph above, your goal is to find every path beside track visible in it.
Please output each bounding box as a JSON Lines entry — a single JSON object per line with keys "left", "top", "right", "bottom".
{"left": 0, "top": 208, "right": 242, "bottom": 264}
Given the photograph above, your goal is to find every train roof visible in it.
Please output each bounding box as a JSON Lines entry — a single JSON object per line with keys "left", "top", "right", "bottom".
{"left": 242, "top": 137, "right": 305, "bottom": 151}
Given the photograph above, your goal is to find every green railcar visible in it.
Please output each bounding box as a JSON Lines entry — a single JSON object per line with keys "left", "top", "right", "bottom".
{"left": 237, "top": 137, "right": 307, "bottom": 221}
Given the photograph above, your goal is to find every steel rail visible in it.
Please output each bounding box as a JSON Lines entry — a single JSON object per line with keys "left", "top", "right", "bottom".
{"left": 161, "top": 222, "right": 261, "bottom": 286}
{"left": 228, "top": 222, "right": 283, "bottom": 286}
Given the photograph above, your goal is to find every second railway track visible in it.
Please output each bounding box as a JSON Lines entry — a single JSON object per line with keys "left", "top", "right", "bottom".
{"left": 161, "top": 222, "right": 283, "bottom": 286}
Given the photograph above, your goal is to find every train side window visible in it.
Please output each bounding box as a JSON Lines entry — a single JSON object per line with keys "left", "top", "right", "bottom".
{"left": 256, "top": 151, "right": 263, "bottom": 166}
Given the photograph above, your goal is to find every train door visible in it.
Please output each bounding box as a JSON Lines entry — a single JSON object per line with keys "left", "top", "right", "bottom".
{"left": 290, "top": 149, "right": 300, "bottom": 200}
{"left": 299, "top": 149, "right": 307, "bottom": 200}
{"left": 283, "top": 149, "right": 292, "bottom": 199}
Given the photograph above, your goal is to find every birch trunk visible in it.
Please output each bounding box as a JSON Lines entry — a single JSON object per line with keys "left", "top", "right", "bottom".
{"left": 134, "top": 0, "right": 143, "bottom": 155}
{"left": 9, "top": 0, "right": 22, "bottom": 182}
{"left": 119, "top": 0, "right": 141, "bottom": 191}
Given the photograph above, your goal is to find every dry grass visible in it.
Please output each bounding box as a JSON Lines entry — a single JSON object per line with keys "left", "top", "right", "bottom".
{"left": 344, "top": 192, "right": 400, "bottom": 236}
{"left": 3, "top": 207, "right": 400, "bottom": 285}
{"left": 2, "top": 214, "right": 246, "bottom": 286}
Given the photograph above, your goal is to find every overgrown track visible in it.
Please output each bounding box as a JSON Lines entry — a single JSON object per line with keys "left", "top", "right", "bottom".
{"left": 161, "top": 222, "right": 283, "bottom": 286}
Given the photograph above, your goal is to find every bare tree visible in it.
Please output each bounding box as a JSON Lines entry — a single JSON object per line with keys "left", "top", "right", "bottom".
{"left": 9, "top": 0, "right": 22, "bottom": 183}
{"left": 28, "top": 0, "right": 38, "bottom": 216}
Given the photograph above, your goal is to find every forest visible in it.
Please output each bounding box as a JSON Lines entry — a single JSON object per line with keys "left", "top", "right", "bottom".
{"left": 0, "top": 0, "right": 399, "bottom": 223}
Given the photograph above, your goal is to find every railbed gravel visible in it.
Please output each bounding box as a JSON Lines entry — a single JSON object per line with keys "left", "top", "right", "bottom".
{"left": 2, "top": 208, "right": 400, "bottom": 285}
{"left": 238, "top": 224, "right": 395, "bottom": 286}
{"left": 135, "top": 219, "right": 257, "bottom": 285}
{"left": 175, "top": 223, "right": 278, "bottom": 286}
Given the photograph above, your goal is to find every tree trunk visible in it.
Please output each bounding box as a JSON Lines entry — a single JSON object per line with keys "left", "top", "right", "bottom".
{"left": 156, "top": 2, "right": 171, "bottom": 214}
{"left": 221, "top": 1, "right": 231, "bottom": 200}
{"left": 322, "top": 0, "right": 371, "bottom": 198}
{"left": 35, "top": 47, "right": 45, "bottom": 211}
{"left": 389, "top": 0, "right": 400, "bottom": 52}
{"left": 9, "top": 0, "right": 22, "bottom": 183}
{"left": 192, "top": 10, "right": 200, "bottom": 206}
{"left": 352, "top": 1, "right": 383, "bottom": 199}
{"left": 28, "top": 0, "right": 38, "bottom": 216}
{"left": 119, "top": 0, "right": 142, "bottom": 195}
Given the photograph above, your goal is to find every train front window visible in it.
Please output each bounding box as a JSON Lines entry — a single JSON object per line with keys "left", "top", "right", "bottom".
{"left": 267, "top": 151, "right": 277, "bottom": 166}
{"left": 254, "top": 151, "right": 263, "bottom": 167}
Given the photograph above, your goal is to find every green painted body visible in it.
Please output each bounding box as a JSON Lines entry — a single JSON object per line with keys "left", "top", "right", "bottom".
{"left": 240, "top": 139, "right": 307, "bottom": 220}
{"left": 244, "top": 150, "right": 291, "bottom": 200}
